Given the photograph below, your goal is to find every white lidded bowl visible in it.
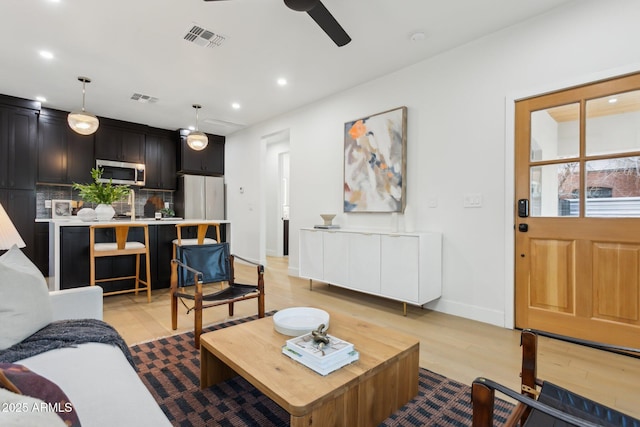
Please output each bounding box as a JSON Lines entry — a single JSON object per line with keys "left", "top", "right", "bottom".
{"left": 273, "top": 307, "right": 330, "bottom": 336}
{"left": 77, "top": 207, "right": 97, "bottom": 222}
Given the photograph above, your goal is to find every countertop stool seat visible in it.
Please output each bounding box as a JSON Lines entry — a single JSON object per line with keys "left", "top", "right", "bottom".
{"left": 89, "top": 223, "right": 151, "bottom": 302}
{"left": 171, "top": 223, "right": 222, "bottom": 265}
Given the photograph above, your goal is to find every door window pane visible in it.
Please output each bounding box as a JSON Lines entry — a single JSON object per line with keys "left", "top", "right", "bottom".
{"left": 530, "top": 162, "right": 580, "bottom": 217}
{"left": 586, "top": 90, "right": 640, "bottom": 156}
{"left": 585, "top": 156, "right": 640, "bottom": 217}
{"left": 531, "top": 104, "right": 580, "bottom": 161}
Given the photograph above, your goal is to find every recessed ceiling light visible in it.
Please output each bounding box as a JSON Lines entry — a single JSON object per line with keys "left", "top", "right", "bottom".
{"left": 608, "top": 98, "right": 618, "bottom": 104}
{"left": 277, "top": 78, "right": 287, "bottom": 86}
{"left": 39, "top": 50, "right": 54, "bottom": 60}
{"left": 231, "top": 102, "right": 241, "bottom": 110}
{"left": 409, "top": 31, "right": 426, "bottom": 42}
{"left": 35, "top": 96, "right": 47, "bottom": 103}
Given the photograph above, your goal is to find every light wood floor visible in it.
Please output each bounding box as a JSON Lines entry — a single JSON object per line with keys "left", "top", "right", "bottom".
{"left": 103, "top": 256, "right": 640, "bottom": 419}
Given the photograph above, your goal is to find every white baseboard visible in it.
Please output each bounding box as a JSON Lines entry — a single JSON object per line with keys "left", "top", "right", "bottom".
{"left": 423, "top": 298, "right": 507, "bottom": 328}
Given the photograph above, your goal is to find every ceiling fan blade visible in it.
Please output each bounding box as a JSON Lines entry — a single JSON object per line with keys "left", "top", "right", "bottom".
{"left": 306, "top": 1, "right": 351, "bottom": 47}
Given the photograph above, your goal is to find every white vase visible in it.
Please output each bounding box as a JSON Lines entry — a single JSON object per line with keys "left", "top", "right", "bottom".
{"left": 95, "top": 204, "right": 115, "bottom": 221}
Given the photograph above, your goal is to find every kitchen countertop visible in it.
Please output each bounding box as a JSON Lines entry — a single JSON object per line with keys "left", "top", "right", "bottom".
{"left": 39, "top": 218, "right": 229, "bottom": 226}
{"left": 44, "top": 218, "right": 230, "bottom": 291}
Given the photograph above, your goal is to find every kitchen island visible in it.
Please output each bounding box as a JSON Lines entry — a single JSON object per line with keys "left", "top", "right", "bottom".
{"left": 46, "top": 218, "right": 230, "bottom": 291}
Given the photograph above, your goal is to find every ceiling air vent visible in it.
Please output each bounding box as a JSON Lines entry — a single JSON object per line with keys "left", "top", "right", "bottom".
{"left": 184, "top": 24, "right": 227, "bottom": 48}
{"left": 130, "top": 93, "right": 159, "bottom": 104}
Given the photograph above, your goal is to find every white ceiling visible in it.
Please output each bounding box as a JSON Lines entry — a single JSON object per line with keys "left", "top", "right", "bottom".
{"left": 0, "top": 0, "right": 573, "bottom": 136}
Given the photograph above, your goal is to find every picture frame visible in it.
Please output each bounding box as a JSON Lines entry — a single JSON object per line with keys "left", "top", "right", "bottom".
{"left": 51, "top": 199, "right": 73, "bottom": 218}
{"left": 344, "top": 106, "right": 407, "bottom": 213}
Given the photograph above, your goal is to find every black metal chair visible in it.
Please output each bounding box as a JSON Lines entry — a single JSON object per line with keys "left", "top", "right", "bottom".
{"left": 170, "top": 242, "right": 265, "bottom": 348}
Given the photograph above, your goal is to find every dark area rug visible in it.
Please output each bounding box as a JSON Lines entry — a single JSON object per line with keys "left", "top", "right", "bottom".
{"left": 130, "top": 314, "right": 514, "bottom": 426}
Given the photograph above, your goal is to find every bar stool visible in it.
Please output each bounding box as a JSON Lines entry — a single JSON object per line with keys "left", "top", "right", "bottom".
{"left": 89, "top": 223, "right": 151, "bottom": 303}
{"left": 170, "top": 223, "right": 221, "bottom": 280}
{"left": 171, "top": 222, "right": 221, "bottom": 259}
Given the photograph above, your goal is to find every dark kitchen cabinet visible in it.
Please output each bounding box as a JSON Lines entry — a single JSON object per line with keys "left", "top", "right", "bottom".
{"left": 0, "top": 101, "right": 38, "bottom": 190}
{"left": 60, "top": 226, "right": 90, "bottom": 289}
{"left": 153, "top": 224, "right": 176, "bottom": 289}
{"left": 94, "top": 119, "right": 145, "bottom": 164}
{"left": 60, "top": 224, "right": 175, "bottom": 291}
{"left": 34, "top": 222, "right": 49, "bottom": 276}
{"left": 38, "top": 108, "right": 94, "bottom": 185}
{"left": 145, "top": 129, "right": 177, "bottom": 190}
{"left": 178, "top": 130, "right": 225, "bottom": 176}
{"left": 0, "top": 189, "right": 36, "bottom": 263}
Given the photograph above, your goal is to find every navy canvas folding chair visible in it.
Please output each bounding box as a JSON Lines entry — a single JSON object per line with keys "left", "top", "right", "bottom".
{"left": 170, "top": 242, "right": 265, "bottom": 348}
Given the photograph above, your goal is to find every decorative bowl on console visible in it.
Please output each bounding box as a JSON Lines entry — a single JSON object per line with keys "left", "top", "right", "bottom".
{"left": 320, "top": 214, "right": 336, "bottom": 226}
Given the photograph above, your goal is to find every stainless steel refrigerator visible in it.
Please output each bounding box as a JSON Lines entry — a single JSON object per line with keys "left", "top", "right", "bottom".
{"left": 175, "top": 175, "right": 225, "bottom": 219}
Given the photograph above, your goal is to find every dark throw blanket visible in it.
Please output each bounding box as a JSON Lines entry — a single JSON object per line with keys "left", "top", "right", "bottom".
{"left": 0, "top": 319, "right": 134, "bottom": 368}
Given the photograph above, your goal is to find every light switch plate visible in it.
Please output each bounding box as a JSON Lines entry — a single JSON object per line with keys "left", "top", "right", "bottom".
{"left": 463, "top": 193, "right": 482, "bottom": 208}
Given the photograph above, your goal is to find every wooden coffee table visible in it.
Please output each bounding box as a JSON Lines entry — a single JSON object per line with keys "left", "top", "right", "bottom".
{"left": 200, "top": 311, "right": 419, "bottom": 427}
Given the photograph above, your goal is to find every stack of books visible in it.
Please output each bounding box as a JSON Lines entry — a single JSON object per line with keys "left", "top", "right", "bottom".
{"left": 282, "top": 332, "right": 359, "bottom": 376}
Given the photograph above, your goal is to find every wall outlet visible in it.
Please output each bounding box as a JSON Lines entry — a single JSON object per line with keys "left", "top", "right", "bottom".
{"left": 44, "top": 200, "right": 52, "bottom": 209}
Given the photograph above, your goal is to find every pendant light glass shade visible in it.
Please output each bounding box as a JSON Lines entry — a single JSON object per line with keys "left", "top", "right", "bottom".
{"left": 68, "top": 77, "right": 99, "bottom": 136}
{"left": 187, "top": 104, "right": 208, "bottom": 151}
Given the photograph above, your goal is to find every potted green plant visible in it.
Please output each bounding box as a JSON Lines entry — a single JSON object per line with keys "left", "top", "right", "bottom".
{"left": 73, "top": 168, "right": 131, "bottom": 221}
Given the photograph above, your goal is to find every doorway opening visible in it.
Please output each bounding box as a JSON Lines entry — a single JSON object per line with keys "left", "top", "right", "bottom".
{"left": 263, "top": 130, "right": 290, "bottom": 258}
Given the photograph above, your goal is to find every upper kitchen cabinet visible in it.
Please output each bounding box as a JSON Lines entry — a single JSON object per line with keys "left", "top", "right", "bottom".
{"left": 145, "top": 128, "right": 177, "bottom": 190}
{"left": 38, "top": 108, "right": 94, "bottom": 185}
{"left": 94, "top": 118, "right": 145, "bottom": 163}
{"left": 178, "top": 129, "right": 225, "bottom": 176}
{"left": 0, "top": 96, "right": 39, "bottom": 190}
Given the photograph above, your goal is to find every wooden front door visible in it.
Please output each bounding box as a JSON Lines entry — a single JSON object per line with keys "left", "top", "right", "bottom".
{"left": 515, "top": 72, "right": 640, "bottom": 347}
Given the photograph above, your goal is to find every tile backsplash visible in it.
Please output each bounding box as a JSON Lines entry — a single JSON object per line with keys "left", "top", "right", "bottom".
{"left": 36, "top": 185, "right": 174, "bottom": 219}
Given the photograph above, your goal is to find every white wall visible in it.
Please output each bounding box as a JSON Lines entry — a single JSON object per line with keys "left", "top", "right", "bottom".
{"left": 224, "top": 0, "right": 640, "bottom": 328}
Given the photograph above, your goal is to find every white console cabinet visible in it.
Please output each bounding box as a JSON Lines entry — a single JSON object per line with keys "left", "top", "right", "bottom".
{"left": 299, "top": 228, "right": 442, "bottom": 310}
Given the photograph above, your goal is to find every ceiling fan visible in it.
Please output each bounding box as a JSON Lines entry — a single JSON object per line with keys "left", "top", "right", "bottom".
{"left": 203, "top": 0, "right": 351, "bottom": 47}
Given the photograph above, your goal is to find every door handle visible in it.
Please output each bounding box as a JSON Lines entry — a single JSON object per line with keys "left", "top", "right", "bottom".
{"left": 518, "top": 224, "right": 528, "bottom": 232}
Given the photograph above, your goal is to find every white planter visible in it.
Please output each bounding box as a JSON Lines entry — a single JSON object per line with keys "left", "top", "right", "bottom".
{"left": 95, "top": 204, "right": 115, "bottom": 221}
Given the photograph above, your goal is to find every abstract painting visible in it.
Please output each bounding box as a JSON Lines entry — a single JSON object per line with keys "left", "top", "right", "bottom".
{"left": 344, "top": 106, "right": 407, "bottom": 213}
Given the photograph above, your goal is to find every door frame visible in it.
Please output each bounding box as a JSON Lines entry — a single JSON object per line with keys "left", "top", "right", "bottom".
{"left": 261, "top": 129, "right": 291, "bottom": 259}
{"left": 503, "top": 62, "right": 640, "bottom": 329}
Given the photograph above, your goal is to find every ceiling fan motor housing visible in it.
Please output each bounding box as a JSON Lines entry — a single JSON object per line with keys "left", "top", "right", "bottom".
{"left": 284, "top": 0, "right": 319, "bottom": 12}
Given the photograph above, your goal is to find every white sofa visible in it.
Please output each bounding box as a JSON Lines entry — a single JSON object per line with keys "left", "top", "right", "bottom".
{"left": 12, "top": 286, "right": 171, "bottom": 427}
{"left": 0, "top": 245, "right": 171, "bottom": 426}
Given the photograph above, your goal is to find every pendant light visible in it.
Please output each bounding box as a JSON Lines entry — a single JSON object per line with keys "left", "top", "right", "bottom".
{"left": 68, "top": 76, "right": 99, "bottom": 135}
{"left": 187, "top": 104, "right": 208, "bottom": 151}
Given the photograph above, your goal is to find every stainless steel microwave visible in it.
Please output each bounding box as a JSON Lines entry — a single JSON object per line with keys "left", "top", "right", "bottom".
{"left": 95, "top": 159, "right": 145, "bottom": 186}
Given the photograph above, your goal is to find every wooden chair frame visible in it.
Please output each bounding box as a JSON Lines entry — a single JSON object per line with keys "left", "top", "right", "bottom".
{"left": 89, "top": 223, "right": 151, "bottom": 303}
{"left": 170, "top": 243, "right": 265, "bottom": 348}
{"left": 471, "top": 329, "right": 640, "bottom": 427}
